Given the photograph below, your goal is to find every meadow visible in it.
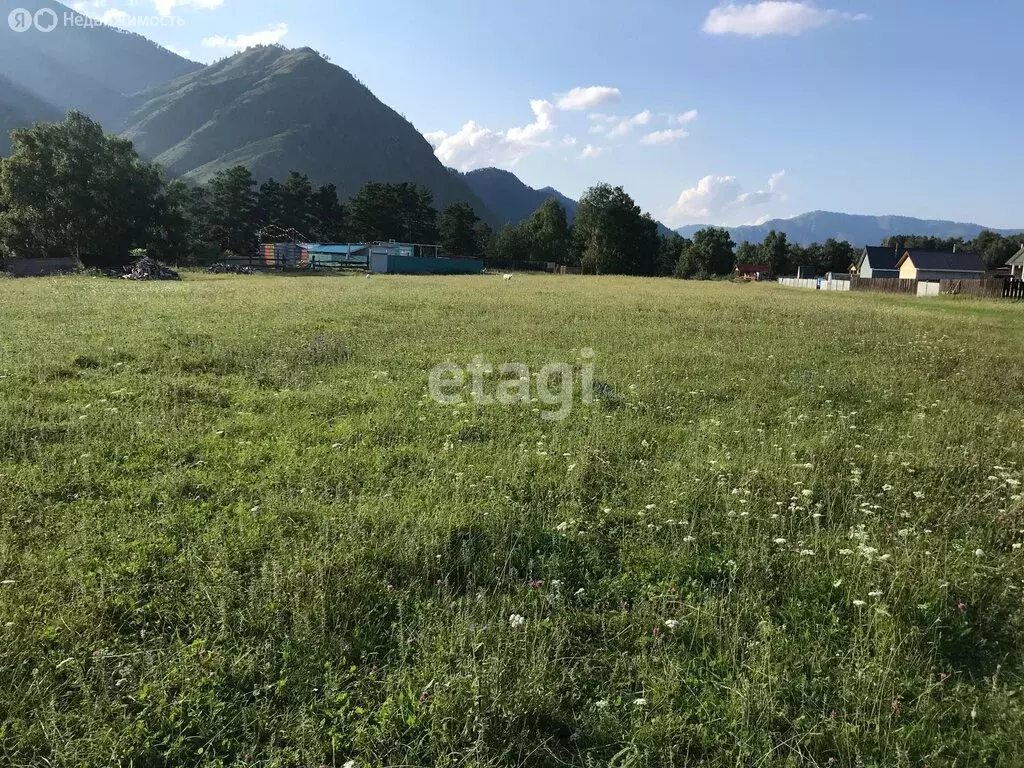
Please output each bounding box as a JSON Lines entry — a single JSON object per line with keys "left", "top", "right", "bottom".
{"left": 1, "top": 272, "right": 1023, "bottom": 767}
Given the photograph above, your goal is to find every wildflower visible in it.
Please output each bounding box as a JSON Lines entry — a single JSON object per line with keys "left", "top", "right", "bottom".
{"left": 595, "top": 699, "right": 609, "bottom": 709}
{"left": 958, "top": 602, "right": 967, "bottom": 612}
{"left": 799, "top": 549, "right": 815, "bottom": 557}
{"left": 682, "top": 535, "right": 695, "bottom": 543}
{"left": 882, "top": 484, "right": 893, "bottom": 492}
{"left": 801, "top": 489, "right": 814, "bottom": 497}
{"left": 838, "top": 549, "right": 853, "bottom": 555}
{"left": 509, "top": 614, "right": 526, "bottom": 629}
{"left": 1014, "top": 543, "right": 1023, "bottom": 551}
{"left": 773, "top": 538, "right": 787, "bottom": 545}
{"left": 551, "top": 580, "right": 563, "bottom": 590}
{"left": 878, "top": 553, "right": 892, "bottom": 562}
{"left": 868, "top": 590, "right": 883, "bottom": 598}
{"left": 530, "top": 580, "right": 544, "bottom": 590}
{"left": 555, "top": 522, "right": 570, "bottom": 533}
{"left": 632, "top": 698, "right": 647, "bottom": 707}
{"left": 574, "top": 588, "right": 586, "bottom": 597}
{"left": 975, "top": 548, "right": 985, "bottom": 558}
{"left": 833, "top": 579, "right": 843, "bottom": 587}
{"left": 913, "top": 491, "right": 925, "bottom": 499}
{"left": 852, "top": 600, "right": 867, "bottom": 607}
{"left": 664, "top": 619, "right": 680, "bottom": 630}
{"left": 343, "top": 761, "right": 356, "bottom": 768}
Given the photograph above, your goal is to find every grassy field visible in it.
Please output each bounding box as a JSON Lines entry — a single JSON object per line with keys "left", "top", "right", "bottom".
{"left": 1, "top": 273, "right": 1023, "bottom": 767}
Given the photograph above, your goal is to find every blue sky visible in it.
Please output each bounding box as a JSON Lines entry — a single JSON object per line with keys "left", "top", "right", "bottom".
{"left": 73, "top": 0, "right": 1024, "bottom": 227}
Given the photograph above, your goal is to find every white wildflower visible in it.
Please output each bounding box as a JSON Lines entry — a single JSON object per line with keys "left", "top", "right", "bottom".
{"left": 632, "top": 698, "right": 647, "bottom": 707}
{"left": 664, "top": 619, "right": 680, "bottom": 630}
{"left": 852, "top": 600, "right": 866, "bottom": 607}
{"left": 975, "top": 549, "right": 985, "bottom": 558}
{"left": 509, "top": 614, "right": 526, "bottom": 629}
{"left": 773, "top": 538, "right": 787, "bottom": 545}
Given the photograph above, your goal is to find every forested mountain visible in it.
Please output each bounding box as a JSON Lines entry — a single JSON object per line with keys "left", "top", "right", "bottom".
{"left": 677, "top": 211, "right": 1024, "bottom": 247}
{"left": 461, "top": 167, "right": 579, "bottom": 225}
{"left": 0, "top": 77, "right": 61, "bottom": 155}
{"left": 119, "top": 46, "right": 495, "bottom": 222}
{"left": 0, "top": 0, "right": 201, "bottom": 127}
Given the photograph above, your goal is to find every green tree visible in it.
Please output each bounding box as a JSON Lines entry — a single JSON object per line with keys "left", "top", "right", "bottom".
{"left": 760, "top": 230, "right": 790, "bottom": 276}
{"left": 735, "top": 240, "right": 760, "bottom": 268}
{"left": 573, "top": 183, "right": 659, "bottom": 275}
{"left": 490, "top": 223, "right": 532, "bottom": 263}
{"left": 0, "top": 111, "right": 163, "bottom": 267}
{"left": 350, "top": 182, "right": 438, "bottom": 243}
{"left": 821, "top": 238, "right": 855, "bottom": 274}
{"left": 524, "top": 197, "right": 571, "bottom": 265}
{"left": 310, "top": 183, "right": 348, "bottom": 242}
{"left": 257, "top": 178, "right": 285, "bottom": 232}
{"left": 281, "top": 171, "right": 315, "bottom": 236}
{"left": 439, "top": 202, "right": 480, "bottom": 256}
{"left": 967, "top": 230, "right": 1024, "bottom": 269}
{"left": 208, "top": 165, "right": 258, "bottom": 257}
{"left": 658, "top": 233, "right": 690, "bottom": 277}
{"left": 675, "top": 227, "right": 735, "bottom": 278}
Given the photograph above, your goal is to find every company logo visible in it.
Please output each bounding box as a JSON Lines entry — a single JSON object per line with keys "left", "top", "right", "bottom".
{"left": 9, "top": 7, "right": 59, "bottom": 32}
{"left": 7, "top": 7, "right": 185, "bottom": 33}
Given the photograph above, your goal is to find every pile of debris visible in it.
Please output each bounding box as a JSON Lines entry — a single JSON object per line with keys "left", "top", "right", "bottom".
{"left": 121, "top": 256, "right": 180, "bottom": 281}
{"left": 207, "top": 263, "right": 255, "bottom": 275}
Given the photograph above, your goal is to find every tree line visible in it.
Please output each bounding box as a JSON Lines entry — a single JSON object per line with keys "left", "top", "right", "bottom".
{"left": 2, "top": 112, "right": 1020, "bottom": 275}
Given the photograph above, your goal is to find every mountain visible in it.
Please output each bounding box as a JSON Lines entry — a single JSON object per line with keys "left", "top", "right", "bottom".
{"left": 676, "top": 211, "right": 1024, "bottom": 247}
{"left": 0, "top": 0, "right": 201, "bottom": 128}
{"left": 0, "top": 77, "right": 61, "bottom": 155}
{"left": 119, "top": 45, "right": 494, "bottom": 222}
{"left": 461, "top": 167, "right": 579, "bottom": 225}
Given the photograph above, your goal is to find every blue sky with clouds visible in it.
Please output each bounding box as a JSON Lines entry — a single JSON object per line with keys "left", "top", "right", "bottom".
{"left": 72, "top": 0, "right": 1024, "bottom": 228}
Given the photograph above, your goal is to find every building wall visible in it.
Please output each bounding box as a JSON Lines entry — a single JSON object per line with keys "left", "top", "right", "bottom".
{"left": 859, "top": 257, "right": 873, "bottom": 279}
{"left": 917, "top": 270, "right": 984, "bottom": 282}
{"left": 899, "top": 260, "right": 917, "bottom": 280}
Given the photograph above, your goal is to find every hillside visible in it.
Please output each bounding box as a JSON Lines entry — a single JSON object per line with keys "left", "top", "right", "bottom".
{"left": 121, "top": 46, "right": 495, "bottom": 222}
{"left": 0, "top": 77, "right": 61, "bottom": 155}
{"left": 677, "top": 210, "right": 1024, "bottom": 246}
{"left": 461, "top": 167, "right": 579, "bottom": 225}
{"left": 0, "top": 0, "right": 201, "bottom": 128}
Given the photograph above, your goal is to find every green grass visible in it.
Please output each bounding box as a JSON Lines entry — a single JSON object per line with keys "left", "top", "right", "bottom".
{"left": 1, "top": 273, "right": 1023, "bottom": 767}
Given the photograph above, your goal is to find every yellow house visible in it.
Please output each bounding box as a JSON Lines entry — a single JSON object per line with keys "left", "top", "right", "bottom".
{"left": 897, "top": 250, "right": 986, "bottom": 281}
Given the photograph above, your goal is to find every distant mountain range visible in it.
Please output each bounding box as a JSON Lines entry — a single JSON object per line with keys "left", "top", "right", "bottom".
{"left": 3, "top": 4, "right": 1022, "bottom": 241}
{"left": 676, "top": 211, "right": 1024, "bottom": 247}
{"left": 0, "top": 2, "right": 494, "bottom": 223}
{"left": 460, "top": 167, "right": 579, "bottom": 226}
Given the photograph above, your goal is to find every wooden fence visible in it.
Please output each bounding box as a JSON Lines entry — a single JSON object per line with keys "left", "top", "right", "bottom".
{"left": 850, "top": 276, "right": 918, "bottom": 294}
{"left": 1002, "top": 278, "right": 1024, "bottom": 299}
{"left": 938, "top": 278, "right": 1005, "bottom": 299}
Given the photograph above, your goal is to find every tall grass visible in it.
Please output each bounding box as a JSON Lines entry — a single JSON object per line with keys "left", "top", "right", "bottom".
{"left": 0, "top": 273, "right": 1022, "bottom": 766}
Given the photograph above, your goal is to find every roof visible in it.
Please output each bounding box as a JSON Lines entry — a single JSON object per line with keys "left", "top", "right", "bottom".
{"left": 735, "top": 264, "right": 770, "bottom": 272}
{"left": 1006, "top": 245, "right": 1024, "bottom": 267}
{"left": 861, "top": 245, "right": 900, "bottom": 271}
{"left": 898, "top": 250, "right": 986, "bottom": 273}
{"left": 301, "top": 243, "right": 370, "bottom": 255}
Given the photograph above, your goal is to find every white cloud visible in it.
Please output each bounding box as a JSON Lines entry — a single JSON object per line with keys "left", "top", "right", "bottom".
{"left": 561, "top": 136, "right": 577, "bottom": 147}
{"left": 580, "top": 144, "right": 605, "bottom": 160}
{"left": 665, "top": 170, "right": 786, "bottom": 226}
{"left": 426, "top": 99, "right": 556, "bottom": 171}
{"left": 153, "top": 0, "right": 223, "bottom": 16}
{"left": 640, "top": 128, "right": 690, "bottom": 146}
{"left": 72, "top": 0, "right": 222, "bottom": 18}
{"left": 603, "top": 109, "right": 652, "bottom": 139}
{"left": 163, "top": 43, "right": 192, "bottom": 58}
{"left": 556, "top": 86, "right": 622, "bottom": 111}
{"left": 675, "top": 109, "right": 699, "bottom": 124}
{"left": 202, "top": 22, "right": 289, "bottom": 50}
{"left": 703, "top": 2, "right": 869, "bottom": 37}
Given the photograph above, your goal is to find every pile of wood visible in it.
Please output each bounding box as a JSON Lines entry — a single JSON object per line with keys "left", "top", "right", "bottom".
{"left": 206, "top": 263, "right": 255, "bottom": 274}
{"left": 121, "top": 256, "right": 180, "bottom": 281}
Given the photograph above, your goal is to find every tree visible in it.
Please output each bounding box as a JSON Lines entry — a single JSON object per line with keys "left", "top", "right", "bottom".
{"left": 675, "top": 227, "right": 735, "bottom": 278}
{"left": 525, "top": 198, "right": 571, "bottom": 265}
{"left": 821, "top": 238, "right": 854, "bottom": 274}
{"left": 573, "top": 183, "right": 659, "bottom": 275}
{"left": 967, "top": 230, "right": 1024, "bottom": 269}
{"left": 490, "top": 223, "right": 531, "bottom": 263}
{"left": 658, "top": 234, "right": 690, "bottom": 277}
{"left": 207, "top": 166, "right": 258, "bottom": 257}
{"left": 281, "top": 171, "right": 315, "bottom": 236}
{"left": 310, "top": 183, "right": 348, "bottom": 242}
{"left": 473, "top": 221, "right": 495, "bottom": 257}
{"left": 760, "top": 230, "right": 790, "bottom": 276}
{"left": 257, "top": 178, "right": 285, "bottom": 232}
{"left": 735, "top": 240, "right": 760, "bottom": 267}
{"left": 439, "top": 202, "right": 479, "bottom": 256}
{"left": 0, "top": 111, "right": 163, "bottom": 267}
{"left": 349, "top": 182, "right": 439, "bottom": 243}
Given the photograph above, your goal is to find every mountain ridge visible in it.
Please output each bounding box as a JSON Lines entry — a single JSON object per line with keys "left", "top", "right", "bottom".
{"left": 676, "top": 210, "right": 1024, "bottom": 247}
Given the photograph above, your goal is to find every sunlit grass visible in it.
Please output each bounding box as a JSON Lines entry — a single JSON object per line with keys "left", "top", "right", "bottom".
{"left": 1, "top": 273, "right": 1023, "bottom": 766}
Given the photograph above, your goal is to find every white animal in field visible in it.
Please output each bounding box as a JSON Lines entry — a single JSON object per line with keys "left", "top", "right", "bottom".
{"left": 503, "top": 273, "right": 514, "bottom": 282}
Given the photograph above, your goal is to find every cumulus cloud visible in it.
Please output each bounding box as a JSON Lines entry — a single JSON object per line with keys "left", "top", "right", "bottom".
{"left": 580, "top": 144, "right": 605, "bottom": 160}
{"left": 426, "top": 99, "right": 557, "bottom": 171}
{"left": 674, "top": 109, "right": 699, "bottom": 124}
{"left": 153, "top": 0, "right": 223, "bottom": 16}
{"left": 556, "top": 86, "right": 622, "bottom": 111}
{"left": 561, "top": 136, "right": 578, "bottom": 147}
{"left": 640, "top": 128, "right": 690, "bottom": 146}
{"left": 666, "top": 170, "right": 786, "bottom": 226}
{"left": 202, "top": 22, "right": 289, "bottom": 50}
{"left": 591, "top": 109, "right": 652, "bottom": 139}
{"left": 703, "top": 1, "right": 869, "bottom": 37}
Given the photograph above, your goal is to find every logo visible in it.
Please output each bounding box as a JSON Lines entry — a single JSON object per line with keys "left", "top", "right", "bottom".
{"left": 8, "top": 7, "right": 59, "bottom": 32}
